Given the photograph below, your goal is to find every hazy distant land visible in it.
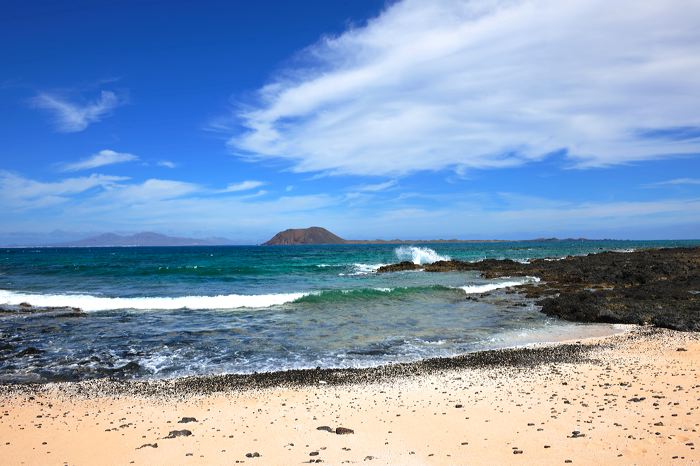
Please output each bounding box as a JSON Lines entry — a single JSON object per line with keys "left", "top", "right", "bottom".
{"left": 51, "top": 232, "right": 236, "bottom": 247}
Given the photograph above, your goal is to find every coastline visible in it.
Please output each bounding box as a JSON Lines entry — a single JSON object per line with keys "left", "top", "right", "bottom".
{"left": 2, "top": 327, "right": 699, "bottom": 465}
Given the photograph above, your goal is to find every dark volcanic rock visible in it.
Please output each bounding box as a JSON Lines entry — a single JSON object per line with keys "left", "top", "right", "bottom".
{"left": 164, "top": 429, "right": 192, "bottom": 439}
{"left": 136, "top": 443, "right": 158, "bottom": 449}
{"left": 380, "top": 247, "right": 700, "bottom": 331}
{"left": 335, "top": 427, "right": 354, "bottom": 435}
{"left": 0, "top": 304, "right": 84, "bottom": 317}
{"left": 377, "top": 261, "right": 422, "bottom": 272}
{"left": 16, "top": 347, "right": 44, "bottom": 357}
{"left": 178, "top": 417, "right": 197, "bottom": 423}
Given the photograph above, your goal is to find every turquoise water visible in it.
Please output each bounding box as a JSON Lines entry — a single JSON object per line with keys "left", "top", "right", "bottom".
{"left": 0, "top": 240, "right": 697, "bottom": 382}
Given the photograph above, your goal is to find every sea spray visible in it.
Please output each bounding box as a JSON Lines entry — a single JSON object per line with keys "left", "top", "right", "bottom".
{"left": 394, "top": 246, "right": 450, "bottom": 264}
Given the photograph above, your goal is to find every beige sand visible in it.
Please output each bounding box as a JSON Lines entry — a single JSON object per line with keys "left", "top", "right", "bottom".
{"left": 1, "top": 328, "right": 698, "bottom": 465}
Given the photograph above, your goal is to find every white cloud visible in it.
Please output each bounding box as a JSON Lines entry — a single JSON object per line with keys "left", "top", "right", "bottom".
{"left": 230, "top": 0, "right": 700, "bottom": 176}
{"left": 2, "top": 169, "right": 699, "bottom": 240}
{"left": 223, "top": 180, "right": 265, "bottom": 192}
{"left": 97, "top": 179, "right": 200, "bottom": 204}
{"left": 647, "top": 178, "right": 700, "bottom": 187}
{"left": 30, "top": 90, "right": 124, "bottom": 132}
{"left": 157, "top": 160, "right": 177, "bottom": 168}
{"left": 352, "top": 180, "right": 397, "bottom": 192}
{"left": 0, "top": 171, "right": 127, "bottom": 210}
{"left": 61, "top": 149, "right": 138, "bottom": 172}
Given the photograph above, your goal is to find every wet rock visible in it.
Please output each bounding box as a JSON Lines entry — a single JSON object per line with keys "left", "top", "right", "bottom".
{"left": 106, "top": 361, "right": 141, "bottom": 375}
{"left": 16, "top": 347, "right": 44, "bottom": 357}
{"left": 0, "top": 304, "right": 83, "bottom": 317}
{"left": 377, "top": 261, "right": 422, "bottom": 273}
{"left": 380, "top": 247, "right": 700, "bottom": 331}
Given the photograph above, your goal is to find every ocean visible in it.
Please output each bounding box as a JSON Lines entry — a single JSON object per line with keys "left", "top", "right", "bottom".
{"left": 1, "top": 240, "right": 698, "bottom": 383}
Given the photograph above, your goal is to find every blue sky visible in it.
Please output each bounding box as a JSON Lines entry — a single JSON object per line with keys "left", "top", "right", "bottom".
{"left": 2, "top": 0, "right": 700, "bottom": 244}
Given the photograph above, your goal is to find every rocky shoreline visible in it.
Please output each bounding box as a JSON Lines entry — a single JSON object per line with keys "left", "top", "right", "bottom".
{"left": 378, "top": 247, "right": 700, "bottom": 331}
{"left": 0, "top": 333, "right": 603, "bottom": 396}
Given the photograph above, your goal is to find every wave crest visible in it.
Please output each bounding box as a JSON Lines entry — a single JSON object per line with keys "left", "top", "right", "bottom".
{"left": 0, "top": 289, "right": 307, "bottom": 312}
{"left": 457, "top": 276, "right": 540, "bottom": 294}
{"left": 394, "top": 246, "right": 450, "bottom": 265}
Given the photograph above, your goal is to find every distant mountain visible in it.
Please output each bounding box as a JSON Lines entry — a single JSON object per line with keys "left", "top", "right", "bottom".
{"left": 263, "top": 227, "right": 346, "bottom": 245}
{"left": 54, "top": 232, "right": 235, "bottom": 247}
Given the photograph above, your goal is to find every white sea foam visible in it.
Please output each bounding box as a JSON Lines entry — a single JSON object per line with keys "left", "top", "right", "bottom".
{"left": 458, "top": 276, "right": 540, "bottom": 294}
{"left": 0, "top": 289, "right": 307, "bottom": 312}
{"left": 339, "top": 263, "right": 387, "bottom": 276}
{"left": 395, "top": 246, "right": 450, "bottom": 265}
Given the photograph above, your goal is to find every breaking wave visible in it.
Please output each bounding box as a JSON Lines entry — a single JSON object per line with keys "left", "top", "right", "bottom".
{"left": 338, "top": 263, "right": 387, "bottom": 276}
{"left": 394, "top": 246, "right": 450, "bottom": 264}
{"left": 0, "top": 289, "right": 308, "bottom": 312}
{"left": 457, "top": 276, "right": 540, "bottom": 294}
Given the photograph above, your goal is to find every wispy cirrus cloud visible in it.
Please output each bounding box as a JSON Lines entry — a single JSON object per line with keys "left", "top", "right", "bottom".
{"left": 229, "top": 0, "right": 700, "bottom": 176}
{"left": 93, "top": 179, "right": 200, "bottom": 204}
{"left": 30, "top": 90, "right": 125, "bottom": 132}
{"left": 1, "top": 170, "right": 699, "bottom": 240}
{"left": 352, "top": 180, "right": 397, "bottom": 192}
{"left": 0, "top": 171, "right": 127, "bottom": 210}
{"left": 646, "top": 178, "right": 700, "bottom": 187}
{"left": 222, "top": 180, "right": 265, "bottom": 192}
{"left": 61, "top": 149, "right": 138, "bottom": 172}
{"left": 157, "top": 160, "right": 177, "bottom": 169}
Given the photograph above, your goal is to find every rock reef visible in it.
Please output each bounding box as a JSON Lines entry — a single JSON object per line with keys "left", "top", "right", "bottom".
{"left": 378, "top": 247, "right": 700, "bottom": 331}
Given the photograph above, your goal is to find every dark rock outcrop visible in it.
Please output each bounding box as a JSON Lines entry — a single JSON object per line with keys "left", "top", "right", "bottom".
{"left": 335, "top": 427, "right": 354, "bottom": 435}
{"left": 379, "top": 247, "right": 700, "bottom": 331}
{"left": 377, "top": 261, "right": 421, "bottom": 272}
{"left": 164, "top": 429, "right": 192, "bottom": 439}
{"left": 0, "top": 304, "right": 84, "bottom": 318}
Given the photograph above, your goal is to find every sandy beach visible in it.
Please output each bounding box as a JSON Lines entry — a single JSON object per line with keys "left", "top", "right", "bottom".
{"left": 1, "top": 327, "right": 698, "bottom": 465}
